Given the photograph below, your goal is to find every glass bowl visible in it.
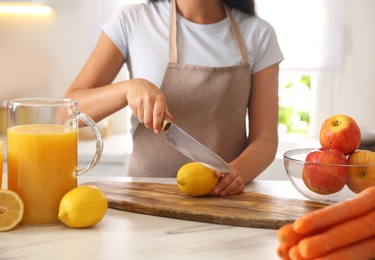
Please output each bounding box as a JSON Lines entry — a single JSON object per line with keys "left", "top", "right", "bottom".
{"left": 283, "top": 148, "right": 361, "bottom": 204}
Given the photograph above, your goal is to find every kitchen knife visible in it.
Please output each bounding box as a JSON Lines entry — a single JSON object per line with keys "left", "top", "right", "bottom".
{"left": 161, "top": 115, "right": 232, "bottom": 173}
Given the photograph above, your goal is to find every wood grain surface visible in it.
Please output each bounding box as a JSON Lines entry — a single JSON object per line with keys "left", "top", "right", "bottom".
{"left": 84, "top": 181, "right": 326, "bottom": 229}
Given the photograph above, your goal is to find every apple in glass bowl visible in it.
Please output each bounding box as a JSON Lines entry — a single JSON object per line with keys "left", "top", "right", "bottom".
{"left": 346, "top": 150, "right": 375, "bottom": 193}
{"left": 302, "top": 146, "right": 348, "bottom": 195}
{"left": 319, "top": 114, "right": 361, "bottom": 156}
{"left": 283, "top": 148, "right": 360, "bottom": 204}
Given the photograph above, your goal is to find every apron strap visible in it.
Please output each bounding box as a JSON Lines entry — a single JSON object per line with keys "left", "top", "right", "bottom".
{"left": 169, "top": 0, "right": 249, "bottom": 64}
{"left": 169, "top": 0, "right": 178, "bottom": 63}
{"left": 223, "top": 5, "right": 249, "bottom": 64}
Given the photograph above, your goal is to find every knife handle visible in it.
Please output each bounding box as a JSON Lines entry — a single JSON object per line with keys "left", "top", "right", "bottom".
{"left": 161, "top": 114, "right": 172, "bottom": 131}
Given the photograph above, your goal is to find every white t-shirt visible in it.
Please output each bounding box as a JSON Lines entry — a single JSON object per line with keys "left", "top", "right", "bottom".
{"left": 101, "top": 1, "right": 284, "bottom": 89}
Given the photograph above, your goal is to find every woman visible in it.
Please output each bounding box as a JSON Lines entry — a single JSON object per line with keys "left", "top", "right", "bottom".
{"left": 64, "top": 0, "right": 283, "bottom": 196}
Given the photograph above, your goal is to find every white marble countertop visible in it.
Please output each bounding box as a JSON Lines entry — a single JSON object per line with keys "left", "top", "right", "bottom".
{"left": 0, "top": 175, "right": 306, "bottom": 260}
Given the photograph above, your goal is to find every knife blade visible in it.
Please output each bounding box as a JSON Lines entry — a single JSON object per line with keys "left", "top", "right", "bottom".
{"left": 161, "top": 115, "right": 232, "bottom": 173}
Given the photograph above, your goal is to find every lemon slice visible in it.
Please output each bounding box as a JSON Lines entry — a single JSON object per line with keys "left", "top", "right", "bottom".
{"left": 0, "top": 189, "right": 24, "bottom": 232}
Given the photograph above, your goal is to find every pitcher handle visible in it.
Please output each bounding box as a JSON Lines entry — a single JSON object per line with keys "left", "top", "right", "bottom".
{"left": 75, "top": 111, "right": 103, "bottom": 176}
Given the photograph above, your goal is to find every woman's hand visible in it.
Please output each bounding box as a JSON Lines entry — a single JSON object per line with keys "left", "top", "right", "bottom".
{"left": 212, "top": 170, "right": 245, "bottom": 196}
{"left": 124, "top": 78, "right": 172, "bottom": 134}
{"left": 65, "top": 33, "right": 172, "bottom": 134}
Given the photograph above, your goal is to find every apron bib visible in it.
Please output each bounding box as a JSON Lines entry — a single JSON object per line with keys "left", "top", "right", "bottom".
{"left": 128, "top": 0, "right": 251, "bottom": 177}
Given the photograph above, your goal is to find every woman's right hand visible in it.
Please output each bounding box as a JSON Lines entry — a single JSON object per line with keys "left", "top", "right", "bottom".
{"left": 64, "top": 33, "right": 171, "bottom": 133}
{"left": 124, "top": 78, "right": 172, "bottom": 134}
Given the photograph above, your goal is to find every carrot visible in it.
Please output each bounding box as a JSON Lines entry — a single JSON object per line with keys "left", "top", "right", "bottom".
{"left": 277, "top": 223, "right": 309, "bottom": 247}
{"left": 293, "top": 186, "right": 375, "bottom": 234}
{"left": 288, "top": 245, "right": 307, "bottom": 260}
{"left": 276, "top": 243, "right": 291, "bottom": 260}
{"left": 314, "top": 236, "right": 375, "bottom": 260}
{"left": 298, "top": 209, "right": 375, "bottom": 259}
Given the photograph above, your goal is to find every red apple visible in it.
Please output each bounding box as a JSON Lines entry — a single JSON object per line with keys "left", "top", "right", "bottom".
{"left": 346, "top": 150, "right": 375, "bottom": 193}
{"left": 319, "top": 114, "right": 361, "bottom": 156}
{"left": 302, "top": 146, "right": 348, "bottom": 195}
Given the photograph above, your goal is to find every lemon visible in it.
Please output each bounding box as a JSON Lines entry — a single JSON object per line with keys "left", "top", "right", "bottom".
{"left": 177, "top": 162, "right": 219, "bottom": 197}
{"left": 58, "top": 185, "right": 108, "bottom": 228}
{"left": 0, "top": 189, "right": 24, "bottom": 232}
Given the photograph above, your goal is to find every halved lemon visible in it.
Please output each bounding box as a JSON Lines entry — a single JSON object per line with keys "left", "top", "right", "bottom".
{"left": 0, "top": 189, "right": 24, "bottom": 232}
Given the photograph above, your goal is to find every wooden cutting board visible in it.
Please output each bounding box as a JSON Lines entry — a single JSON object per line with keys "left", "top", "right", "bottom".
{"left": 84, "top": 181, "right": 326, "bottom": 229}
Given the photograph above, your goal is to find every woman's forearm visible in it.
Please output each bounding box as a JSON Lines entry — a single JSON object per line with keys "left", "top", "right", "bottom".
{"left": 231, "top": 134, "right": 278, "bottom": 184}
{"left": 64, "top": 81, "right": 128, "bottom": 123}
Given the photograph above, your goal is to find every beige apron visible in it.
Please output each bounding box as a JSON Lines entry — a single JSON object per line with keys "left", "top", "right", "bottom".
{"left": 127, "top": 0, "right": 251, "bottom": 177}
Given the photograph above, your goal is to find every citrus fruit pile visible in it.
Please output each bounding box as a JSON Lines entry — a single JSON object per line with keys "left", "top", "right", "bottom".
{"left": 0, "top": 185, "right": 108, "bottom": 231}
{"left": 177, "top": 162, "right": 218, "bottom": 197}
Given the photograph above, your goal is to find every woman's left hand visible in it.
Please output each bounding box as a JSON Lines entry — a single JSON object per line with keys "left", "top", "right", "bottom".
{"left": 212, "top": 170, "right": 245, "bottom": 196}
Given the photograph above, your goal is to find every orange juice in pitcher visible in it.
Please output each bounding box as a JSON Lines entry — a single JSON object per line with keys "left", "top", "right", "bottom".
{"left": 8, "top": 124, "right": 78, "bottom": 224}
{"left": 4, "top": 98, "right": 103, "bottom": 225}
{"left": 0, "top": 139, "right": 3, "bottom": 188}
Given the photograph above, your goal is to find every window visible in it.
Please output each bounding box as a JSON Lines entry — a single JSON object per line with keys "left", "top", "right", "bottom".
{"left": 257, "top": 0, "right": 346, "bottom": 136}
{"left": 278, "top": 73, "right": 314, "bottom": 134}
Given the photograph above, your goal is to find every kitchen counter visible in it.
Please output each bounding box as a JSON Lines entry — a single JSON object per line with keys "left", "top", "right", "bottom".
{"left": 0, "top": 174, "right": 306, "bottom": 260}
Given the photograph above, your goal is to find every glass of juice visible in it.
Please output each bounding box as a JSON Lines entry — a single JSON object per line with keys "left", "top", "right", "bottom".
{"left": 3, "top": 98, "right": 103, "bottom": 225}
{"left": 0, "top": 138, "right": 3, "bottom": 189}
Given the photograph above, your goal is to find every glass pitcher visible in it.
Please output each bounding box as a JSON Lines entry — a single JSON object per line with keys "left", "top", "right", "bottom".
{"left": 3, "top": 98, "right": 103, "bottom": 225}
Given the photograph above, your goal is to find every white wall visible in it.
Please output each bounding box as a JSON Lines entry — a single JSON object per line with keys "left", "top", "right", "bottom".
{"left": 0, "top": 0, "right": 122, "bottom": 100}
{"left": 0, "top": 0, "right": 131, "bottom": 133}
{"left": 314, "top": 0, "right": 375, "bottom": 133}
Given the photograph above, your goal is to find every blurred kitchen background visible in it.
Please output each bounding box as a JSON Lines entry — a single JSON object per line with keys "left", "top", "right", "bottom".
{"left": 0, "top": 0, "right": 374, "bottom": 180}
